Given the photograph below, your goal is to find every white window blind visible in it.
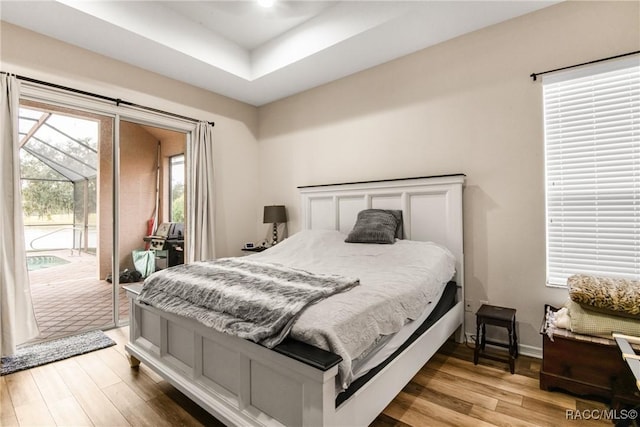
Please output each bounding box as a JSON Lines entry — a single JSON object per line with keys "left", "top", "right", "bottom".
{"left": 544, "top": 58, "right": 640, "bottom": 287}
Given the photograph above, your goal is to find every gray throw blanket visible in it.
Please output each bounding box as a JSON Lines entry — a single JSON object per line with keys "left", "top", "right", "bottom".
{"left": 137, "top": 258, "right": 359, "bottom": 348}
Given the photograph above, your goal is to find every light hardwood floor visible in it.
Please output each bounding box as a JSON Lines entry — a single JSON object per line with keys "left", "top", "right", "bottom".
{"left": 1, "top": 328, "right": 613, "bottom": 427}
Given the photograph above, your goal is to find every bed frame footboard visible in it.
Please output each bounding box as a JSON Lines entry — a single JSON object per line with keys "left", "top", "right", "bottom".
{"left": 125, "top": 291, "right": 339, "bottom": 426}
{"left": 125, "top": 288, "right": 462, "bottom": 427}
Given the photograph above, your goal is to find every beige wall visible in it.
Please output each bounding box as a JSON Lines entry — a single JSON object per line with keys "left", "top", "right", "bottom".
{"left": 3, "top": 2, "right": 639, "bottom": 352}
{"left": 156, "top": 128, "right": 187, "bottom": 225}
{"left": 1, "top": 21, "right": 260, "bottom": 259}
{"left": 97, "top": 115, "right": 114, "bottom": 279}
{"left": 117, "top": 122, "right": 159, "bottom": 272}
{"left": 257, "top": 1, "right": 640, "bottom": 352}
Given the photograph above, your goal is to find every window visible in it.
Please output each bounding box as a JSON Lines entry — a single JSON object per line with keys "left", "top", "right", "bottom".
{"left": 544, "top": 58, "right": 640, "bottom": 287}
{"left": 169, "top": 154, "right": 185, "bottom": 223}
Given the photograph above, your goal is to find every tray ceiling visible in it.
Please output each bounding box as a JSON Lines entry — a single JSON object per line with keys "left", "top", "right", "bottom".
{"left": 1, "top": 1, "right": 559, "bottom": 106}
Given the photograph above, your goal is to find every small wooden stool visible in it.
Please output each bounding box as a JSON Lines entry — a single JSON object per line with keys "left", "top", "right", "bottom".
{"left": 474, "top": 304, "right": 518, "bottom": 374}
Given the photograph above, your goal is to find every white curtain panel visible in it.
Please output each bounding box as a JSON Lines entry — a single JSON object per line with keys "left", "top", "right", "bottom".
{"left": 186, "top": 121, "right": 216, "bottom": 262}
{"left": 0, "top": 74, "right": 39, "bottom": 356}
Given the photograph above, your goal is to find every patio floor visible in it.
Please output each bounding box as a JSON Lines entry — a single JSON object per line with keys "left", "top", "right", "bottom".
{"left": 27, "top": 250, "right": 131, "bottom": 342}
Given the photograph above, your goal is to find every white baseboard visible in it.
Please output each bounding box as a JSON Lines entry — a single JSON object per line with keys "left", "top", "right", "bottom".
{"left": 464, "top": 332, "right": 542, "bottom": 360}
{"left": 518, "top": 343, "right": 542, "bottom": 359}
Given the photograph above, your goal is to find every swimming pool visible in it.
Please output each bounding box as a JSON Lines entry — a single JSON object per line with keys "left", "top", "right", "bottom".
{"left": 26, "top": 255, "right": 70, "bottom": 271}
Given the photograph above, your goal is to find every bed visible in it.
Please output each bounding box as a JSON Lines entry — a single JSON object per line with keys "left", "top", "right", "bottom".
{"left": 124, "top": 174, "right": 465, "bottom": 426}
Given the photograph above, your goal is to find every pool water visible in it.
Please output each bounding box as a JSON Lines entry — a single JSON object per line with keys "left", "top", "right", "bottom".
{"left": 26, "top": 255, "right": 70, "bottom": 271}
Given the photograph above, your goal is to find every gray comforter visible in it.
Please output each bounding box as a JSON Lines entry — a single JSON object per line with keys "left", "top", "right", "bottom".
{"left": 136, "top": 258, "right": 359, "bottom": 348}
{"left": 249, "top": 230, "right": 456, "bottom": 390}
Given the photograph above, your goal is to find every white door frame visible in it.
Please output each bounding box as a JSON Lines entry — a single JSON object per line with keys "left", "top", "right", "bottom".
{"left": 20, "top": 82, "right": 196, "bottom": 328}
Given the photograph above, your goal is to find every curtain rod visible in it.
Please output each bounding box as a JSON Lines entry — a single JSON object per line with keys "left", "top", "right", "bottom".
{"left": 530, "top": 50, "right": 640, "bottom": 82}
{"left": 1, "top": 71, "right": 215, "bottom": 127}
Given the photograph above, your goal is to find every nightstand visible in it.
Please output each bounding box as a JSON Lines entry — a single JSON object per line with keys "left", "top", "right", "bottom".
{"left": 241, "top": 247, "right": 267, "bottom": 253}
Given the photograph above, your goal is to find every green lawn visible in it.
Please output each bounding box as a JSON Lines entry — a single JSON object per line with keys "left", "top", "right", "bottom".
{"left": 23, "top": 213, "right": 97, "bottom": 226}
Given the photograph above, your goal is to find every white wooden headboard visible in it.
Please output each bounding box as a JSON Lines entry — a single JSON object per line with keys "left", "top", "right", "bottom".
{"left": 298, "top": 174, "right": 465, "bottom": 293}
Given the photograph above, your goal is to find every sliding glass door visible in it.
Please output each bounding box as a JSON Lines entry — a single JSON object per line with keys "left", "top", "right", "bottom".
{"left": 18, "top": 83, "right": 193, "bottom": 339}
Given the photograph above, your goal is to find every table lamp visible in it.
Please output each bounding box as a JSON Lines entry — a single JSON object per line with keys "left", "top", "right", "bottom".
{"left": 263, "top": 205, "right": 287, "bottom": 246}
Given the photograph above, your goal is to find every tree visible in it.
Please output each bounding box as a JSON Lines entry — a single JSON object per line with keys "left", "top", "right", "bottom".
{"left": 172, "top": 193, "right": 185, "bottom": 223}
{"left": 22, "top": 180, "right": 73, "bottom": 219}
{"left": 20, "top": 150, "right": 74, "bottom": 219}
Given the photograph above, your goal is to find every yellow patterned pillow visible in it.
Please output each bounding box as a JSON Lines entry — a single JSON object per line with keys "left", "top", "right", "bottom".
{"left": 568, "top": 274, "right": 640, "bottom": 318}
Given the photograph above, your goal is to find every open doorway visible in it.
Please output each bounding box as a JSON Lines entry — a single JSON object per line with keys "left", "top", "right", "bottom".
{"left": 18, "top": 100, "right": 119, "bottom": 341}
{"left": 17, "top": 100, "right": 188, "bottom": 340}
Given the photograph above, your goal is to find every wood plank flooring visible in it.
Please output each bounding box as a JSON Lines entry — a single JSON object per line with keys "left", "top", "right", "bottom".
{"left": 0, "top": 328, "right": 613, "bottom": 426}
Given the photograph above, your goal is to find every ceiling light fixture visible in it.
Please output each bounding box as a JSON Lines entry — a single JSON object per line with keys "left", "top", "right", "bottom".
{"left": 258, "top": 0, "right": 275, "bottom": 7}
{"left": 257, "top": 0, "right": 275, "bottom": 8}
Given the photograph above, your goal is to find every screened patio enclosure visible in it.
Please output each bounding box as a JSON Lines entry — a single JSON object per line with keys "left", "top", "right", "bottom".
{"left": 18, "top": 106, "right": 98, "bottom": 254}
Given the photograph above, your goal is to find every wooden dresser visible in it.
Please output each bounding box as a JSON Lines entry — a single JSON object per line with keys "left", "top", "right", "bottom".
{"left": 540, "top": 306, "right": 640, "bottom": 408}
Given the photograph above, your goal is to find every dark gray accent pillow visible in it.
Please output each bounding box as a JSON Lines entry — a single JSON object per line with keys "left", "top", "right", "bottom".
{"left": 392, "top": 210, "right": 404, "bottom": 239}
{"left": 345, "top": 209, "right": 401, "bottom": 244}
